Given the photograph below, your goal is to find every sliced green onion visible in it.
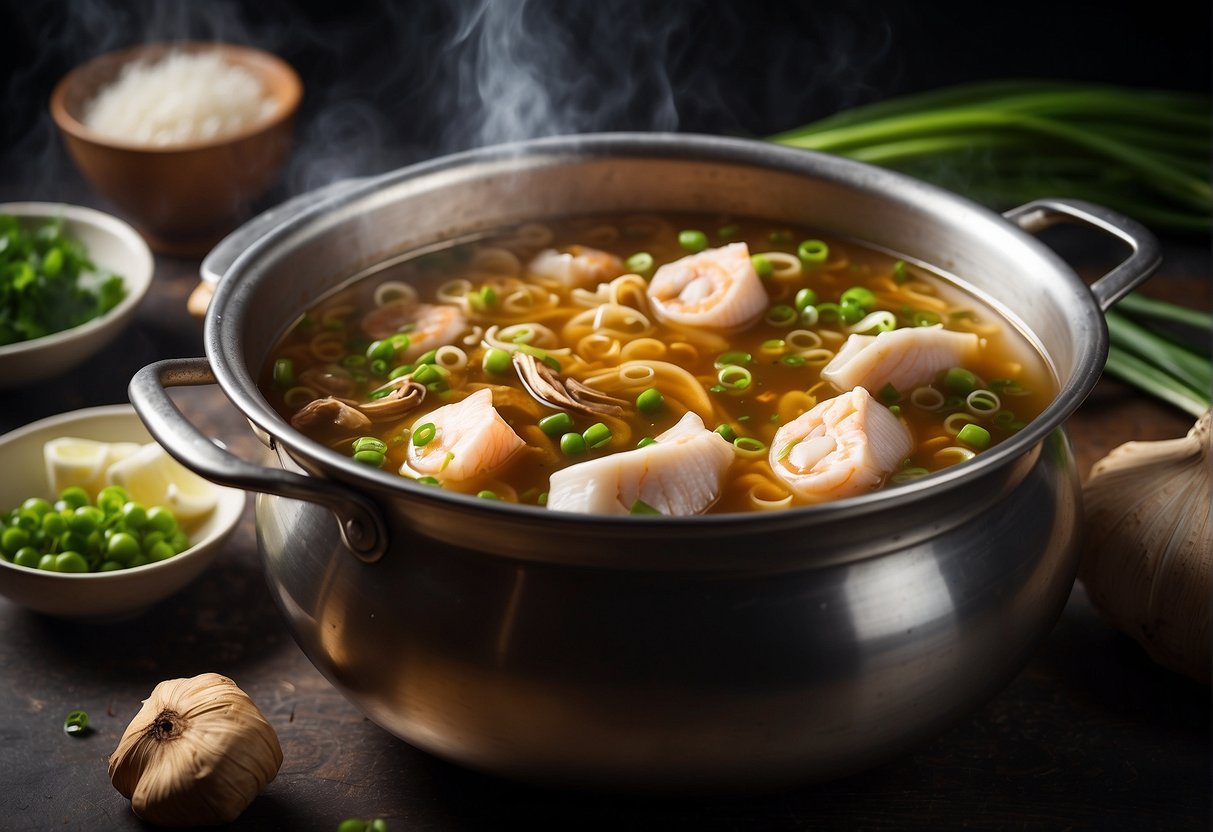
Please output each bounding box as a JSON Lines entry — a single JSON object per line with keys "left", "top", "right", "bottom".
{"left": 879, "top": 382, "right": 901, "bottom": 404}
{"left": 751, "top": 254, "right": 774, "bottom": 279}
{"left": 539, "top": 412, "right": 574, "bottom": 436}
{"left": 892, "top": 260, "right": 909, "bottom": 284}
{"left": 413, "top": 422, "right": 437, "bottom": 447}
{"left": 415, "top": 349, "right": 438, "bottom": 365}
{"left": 956, "top": 423, "right": 991, "bottom": 450}
{"left": 416, "top": 476, "right": 441, "bottom": 486}
{"left": 717, "top": 365, "right": 752, "bottom": 390}
{"left": 840, "top": 286, "right": 877, "bottom": 311}
{"left": 341, "top": 354, "right": 367, "bottom": 369}
{"left": 780, "top": 354, "right": 806, "bottom": 366}
{"left": 797, "top": 239, "right": 829, "bottom": 265}
{"left": 353, "top": 450, "right": 386, "bottom": 467}
{"left": 477, "top": 490, "right": 499, "bottom": 500}
{"left": 352, "top": 437, "right": 388, "bottom": 455}
{"left": 717, "top": 223, "right": 740, "bottom": 240}
{"left": 63, "top": 710, "right": 89, "bottom": 736}
{"left": 733, "top": 436, "right": 767, "bottom": 456}
{"left": 816, "top": 302, "right": 841, "bottom": 323}
{"left": 366, "top": 339, "right": 396, "bottom": 362}
{"left": 582, "top": 422, "right": 612, "bottom": 449}
{"left": 912, "top": 310, "right": 942, "bottom": 327}
{"left": 388, "top": 363, "right": 415, "bottom": 380}
{"left": 636, "top": 387, "right": 664, "bottom": 415}
{"left": 411, "top": 363, "right": 443, "bottom": 386}
{"left": 942, "top": 367, "right": 978, "bottom": 394}
{"left": 636, "top": 437, "right": 657, "bottom": 448}
{"left": 715, "top": 351, "right": 752, "bottom": 368}
{"left": 678, "top": 229, "right": 708, "bottom": 253}
{"left": 769, "top": 229, "right": 793, "bottom": 245}
{"left": 764, "top": 304, "right": 798, "bottom": 326}
{"left": 629, "top": 498, "right": 662, "bottom": 515}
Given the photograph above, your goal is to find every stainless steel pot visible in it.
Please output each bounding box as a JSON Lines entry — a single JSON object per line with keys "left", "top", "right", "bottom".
{"left": 130, "top": 134, "right": 1158, "bottom": 791}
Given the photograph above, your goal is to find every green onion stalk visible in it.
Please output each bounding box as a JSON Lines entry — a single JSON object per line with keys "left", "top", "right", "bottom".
{"left": 769, "top": 80, "right": 1212, "bottom": 416}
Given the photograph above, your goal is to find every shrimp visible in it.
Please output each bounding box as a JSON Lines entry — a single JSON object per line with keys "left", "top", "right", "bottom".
{"left": 403, "top": 388, "right": 524, "bottom": 483}
{"left": 360, "top": 300, "right": 468, "bottom": 361}
{"left": 769, "top": 387, "right": 912, "bottom": 503}
{"left": 821, "top": 325, "right": 980, "bottom": 395}
{"left": 527, "top": 245, "right": 625, "bottom": 289}
{"left": 546, "top": 411, "right": 734, "bottom": 515}
{"left": 645, "top": 242, "right": 767, "bottom": 332}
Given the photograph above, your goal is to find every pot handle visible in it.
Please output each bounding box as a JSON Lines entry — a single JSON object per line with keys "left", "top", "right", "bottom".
{"left": 1003, "top": 198, "right": 1161, "bottom": 312}
{"left": 128, "top": 357, "right": 389, "bottom": 563}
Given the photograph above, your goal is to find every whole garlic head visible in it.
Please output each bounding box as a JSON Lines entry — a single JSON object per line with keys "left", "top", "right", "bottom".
{"left": 109, "top": 673, "right": 283, "bottom": 826}
{"left": 1079, "top": 410, "right": 1211, "bottom": 683}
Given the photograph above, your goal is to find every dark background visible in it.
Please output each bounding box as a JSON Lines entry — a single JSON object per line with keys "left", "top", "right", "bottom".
{"left": 1, "top": 0, "right": 1209, "bottom": 209}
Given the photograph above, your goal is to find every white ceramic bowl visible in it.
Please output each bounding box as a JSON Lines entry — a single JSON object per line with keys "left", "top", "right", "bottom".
{"left": 0, "top": 202, "right": 153, "bottom": 387}
{"left": 0, "top": 404, "right": 245, "bottom": 619}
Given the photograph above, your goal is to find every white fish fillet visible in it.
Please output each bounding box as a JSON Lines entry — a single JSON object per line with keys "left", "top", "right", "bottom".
{"left": 527, "top": 245, "right": 624, "bottom": 289}
{"left": 645, "top": 242, "right": 767, "bottom": 331}
{"left": 770, "top": 387, "right": 912, "bottom": 503}
{"left": 361, "top": 301, "right": 468, "bottom": 361}
{"left": 404, "top": 388, "right": 524, "bottom": 482}
{"left": 821, "top": 325, "right": 980, "bottom": 395}
{"left": 547, "top": 412, "right": 735, "bottom": 515}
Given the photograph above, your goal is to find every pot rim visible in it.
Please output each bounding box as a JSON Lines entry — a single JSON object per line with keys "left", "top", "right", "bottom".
{"left": 204, "top": 132, "right": 1106, "bottom": 531}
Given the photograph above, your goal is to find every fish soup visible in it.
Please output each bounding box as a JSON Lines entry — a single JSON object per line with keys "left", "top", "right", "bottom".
{"left": 261, "top": 214, "right": 1054, "bottom": 515}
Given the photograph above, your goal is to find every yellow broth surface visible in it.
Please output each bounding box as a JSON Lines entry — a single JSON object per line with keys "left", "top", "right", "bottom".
{"left": 260, "top": 214, "right": 1054, "bottom": 513}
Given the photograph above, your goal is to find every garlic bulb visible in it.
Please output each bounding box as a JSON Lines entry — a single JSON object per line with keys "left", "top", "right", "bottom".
{"left": 1079, "top": 410, "right": 1211, "bottom": 683}
{"left": 109, "top": 673, "right": 283, "bottom": 826}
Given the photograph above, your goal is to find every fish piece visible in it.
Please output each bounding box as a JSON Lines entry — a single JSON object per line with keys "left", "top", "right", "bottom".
{"left": 527, "top": 245, "right": 625, "bottom": 289}
{"left": 645, "top": 242, "right": 767, "bottom": 332}
{"left": 770, "top": 387, "right": 912, "bottom": 503}
{"left": 547, "top": 411, "right": 734, "bottom": 516}
{"left": 404, "top": 388, "right": 524, "bottom": 482}
{"left": 360, "top": 301, "right": 468, "bottom": 361}
{"left": 821, "top": 325, "right": 980, "bottom": 395}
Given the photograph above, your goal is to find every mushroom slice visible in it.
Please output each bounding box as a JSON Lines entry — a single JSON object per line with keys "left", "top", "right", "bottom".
{"left": 358, "top": 378, "right": 426, "bottom": 421}
{"left": 290, "top": 396, "right": 372, "bottom": 438}
{"left": 511, "top": 351, "right": 627, "bottom": 417}
{"left": 298, "top": 365, "right": 359, "bottom": 398}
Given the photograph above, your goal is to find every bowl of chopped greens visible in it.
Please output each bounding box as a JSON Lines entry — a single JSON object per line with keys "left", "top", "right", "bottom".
{"left": 0, "top": 404, "right": 246, "bottom": 619}
{"left": 0, "top": 202, "right": 153, "bottom": 387}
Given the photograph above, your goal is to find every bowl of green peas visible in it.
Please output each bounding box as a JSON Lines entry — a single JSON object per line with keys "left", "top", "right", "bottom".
{"left": 0, "top": 404, "right": 245, "bottom": 619}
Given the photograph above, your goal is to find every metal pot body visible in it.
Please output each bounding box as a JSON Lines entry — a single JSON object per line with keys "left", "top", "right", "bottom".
{"left": 131, "top": 134, "right": 1158, "bottom": 790}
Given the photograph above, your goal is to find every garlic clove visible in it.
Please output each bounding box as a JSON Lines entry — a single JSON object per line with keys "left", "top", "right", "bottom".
{"left": 109, "top": 673, "right": 283, "bottom": 827}
{"left": 1079, "top": 410, "right": 1211, "bottom": 683}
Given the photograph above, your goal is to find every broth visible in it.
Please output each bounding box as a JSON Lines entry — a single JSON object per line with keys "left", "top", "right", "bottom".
{"left": 260, "top": 214, "right": 1054, "bottom": 514}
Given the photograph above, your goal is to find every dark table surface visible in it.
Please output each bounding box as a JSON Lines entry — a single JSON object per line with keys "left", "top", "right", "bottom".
{"left": 0, "top": 208, "right": 1209, "bottom": 831}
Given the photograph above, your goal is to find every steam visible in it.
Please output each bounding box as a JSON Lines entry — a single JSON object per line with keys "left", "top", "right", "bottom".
{"left": 0, "top": 0, "right": 898, "bottom": 203}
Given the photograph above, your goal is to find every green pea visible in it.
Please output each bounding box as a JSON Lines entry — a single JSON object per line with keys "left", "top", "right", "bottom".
{"left": 69, "top": 506, "right": 104, "bottom": 534}
{"left": 482, "top": 347, "right": 512, "bottom": 376}
{"left": 352, "top": 436, "right": 388, "bottom": 455}
{"left": 99, "top": 560, "right": 125, "bottom": 572}
{"left": 840, "top": 286, "right": 877, "bottom": 312}
{"left": 55, "top": 551, "right": 89, "bottom": 573}
{"left": 106, "top": 532, "right": 141, "bottom": 565}
{"left": 559, "top": 432, "right": 587, "bottom": 456}
{"left": 13, "top": 547, "right": 41, "bottom": 569}
{"left": 148, "top": 541, "right": 176, "bottom": 562}
{"left": 122, "top": 502, "right": 148, "bottom": 530}
{"left": 272, "top": 357, "right": 295, "bottom": 388}
{"left": 142, "top": 531, "right": 165, "bottom": 550}
{"left": 1, "top": 526, "right": 30, "bottom": 555}
{"left": 582, "top": 422, "right": 612, "bottom": 449}
{"left": 635, "top": 387, "right": 664, "bottom": 416}
{"left": 59, "top": 531, "right": 89, "bottom": 554}
{"left": 20, "top": 497, "right": 53, "bottom": 517}
{"left": 750, "top": 254, "right": 773, "bottom": 279}
{"left": 476, "top": 490, "right": 499, "bottom": 500}
{"left": 127, "top": 553, "right": 149, "bottom": 569}
{"left": 170, "top": 531, "right": 190, "bottom": 553}
{"left": 38, "top": 553, "right": 58, "bottom": 571}
{"left": 537, "top": 412, "right": 573, "bottom": 437}
{"left": 366, "top": 339, "right": 396, "bottom": 362}
{"left": 678, "top": 229, "right": 708, "bottom": 253}
{"left": 58, "top": 487, "right": 89, "bottom": 510}
{"left": 41, "top": 512, "right": 66, "bottom": 537}
{"left": 793, "top": 287, "right": 818, "bottom": 311}
{"left": 146, "top": 507, "right": 177, "bottom": 535}
{"left": 625, "top": 251, "right": 655, "bottom": 279}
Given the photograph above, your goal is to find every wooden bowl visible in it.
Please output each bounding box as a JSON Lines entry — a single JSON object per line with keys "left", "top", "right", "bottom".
{"left": 50, "top": 42, "right": 302, "bottom": 257}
